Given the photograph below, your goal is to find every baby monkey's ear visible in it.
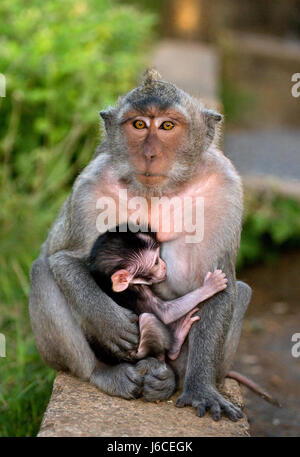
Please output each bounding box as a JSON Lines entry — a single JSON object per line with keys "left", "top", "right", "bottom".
{"left": 111, "top": 269, "right": 132, "bottom": 292}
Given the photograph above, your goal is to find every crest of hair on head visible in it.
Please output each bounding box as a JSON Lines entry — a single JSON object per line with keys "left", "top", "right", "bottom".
{"left": 142, "top": 68, "right": 162, "bottom": 88}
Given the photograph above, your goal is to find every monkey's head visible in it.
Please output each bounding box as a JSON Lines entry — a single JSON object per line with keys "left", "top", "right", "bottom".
{"left": 89, "top": 224, "right": 167, "bottom": 293}
{"left": 100, "top": 69, "right": 222, "bottom": 196}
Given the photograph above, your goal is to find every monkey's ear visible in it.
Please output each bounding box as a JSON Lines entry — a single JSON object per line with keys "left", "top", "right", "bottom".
{"left": 111, "top": 269, "right": 132, "bottom": 293}
{"left": 99, "top": 107, "right": 116, "bottom": 131}
{"left": 203, "top": 109, "right": 223, "bottom": 124}
{"left": 202, "top": 109, "right": 223, "bottom": 142}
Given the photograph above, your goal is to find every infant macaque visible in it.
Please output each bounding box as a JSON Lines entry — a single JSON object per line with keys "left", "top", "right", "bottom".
{"left": 88, "top": 224, "right": 227, "bottom": 362}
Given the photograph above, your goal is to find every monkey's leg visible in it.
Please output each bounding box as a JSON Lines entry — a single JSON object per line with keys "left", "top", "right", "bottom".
{"left": 29, "top": 257, "right": 143, "bottom": 399}
{"left": 135, "top": 313, "right": 171, "bottom": 360}
{"left": 217, "top": 280, "right": 252, "bottom": 382}
{"left": 176, "top": 270, "right": 251, "bottom": 421}
{"left": 134, "top": 315, "right": 176, "bottom": 401}
{"left": 168, "top": 308, "right": 200, "bottom": 361}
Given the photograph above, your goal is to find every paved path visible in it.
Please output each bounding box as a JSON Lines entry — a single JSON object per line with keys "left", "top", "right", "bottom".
{"left": 151, "top": 39, "right": 219, "bottom": 103}
{"left": 225, "top": 130, "right": 300, "bottom": 182}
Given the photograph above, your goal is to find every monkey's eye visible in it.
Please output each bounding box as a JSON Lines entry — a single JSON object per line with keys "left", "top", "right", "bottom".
{"left": 133, "top": 120, "right": 146, "bottom": 129}
{"left": 160, "top": 121, "right": 174, "bottom": 130}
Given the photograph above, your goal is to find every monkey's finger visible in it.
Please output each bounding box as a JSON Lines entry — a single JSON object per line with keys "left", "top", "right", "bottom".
{"left": 215, "top": 272, "right": 225, "bottom": 279}
{"left": 204, "top": 272, "right": 212, "bottom": 281}
{"left": 129, "top": 315, "right": 139, "bottom": 324}
{"left": 210, "top": 403, "right": 221, "bottom": 421}
{"left": 119, "top": 337, "right": 138, "bottom": 352}
{"left": 188, "top": 307, "right": 200, "bottom": 316}
{"left": 106, "top": 342, "right": 133, "bottom": 361}
{"left": 119, "top": 332, "right": 139, "bottom": 345}
{"left": 126, "top": 366, "right": 143, "bottom": 387}
{"left": 220, "top": 401, "right": 243, "bottom": 421}
{"left": 120, "top": 323, "right": 140, "bottom": 339}
{"left": 190, "top": 316, "right": 200, "bottom": 323}
{"left": 196, "top": 402, "right": 207, "bottom": 417}
{"left": 226, "top": 402, "right": 243, "bottom": 418}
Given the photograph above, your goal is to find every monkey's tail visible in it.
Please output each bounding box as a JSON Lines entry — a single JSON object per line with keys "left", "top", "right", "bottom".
{"left": 227, "top": 370, "right": 282, "bottom": 407}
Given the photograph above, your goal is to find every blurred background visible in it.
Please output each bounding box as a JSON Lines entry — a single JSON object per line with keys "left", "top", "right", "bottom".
{"left": 0, "top": 0, "right": 299, "bottom": 437}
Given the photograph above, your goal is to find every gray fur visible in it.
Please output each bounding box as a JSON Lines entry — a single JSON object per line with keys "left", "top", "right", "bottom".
{"left": 29, "top": 69, "right": 251, "bottom": 419}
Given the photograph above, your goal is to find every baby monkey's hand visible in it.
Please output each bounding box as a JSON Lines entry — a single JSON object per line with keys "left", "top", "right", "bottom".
{"left": 202, "top": 270, "right": 227, "bottom": 298}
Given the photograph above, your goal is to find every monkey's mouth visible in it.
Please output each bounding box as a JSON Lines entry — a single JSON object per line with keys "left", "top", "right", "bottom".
{"left": 136, "top": 172, "right": 168, "bottom": 186}
{"left": 152, "top": 273, "right": 167, "bottom": 283}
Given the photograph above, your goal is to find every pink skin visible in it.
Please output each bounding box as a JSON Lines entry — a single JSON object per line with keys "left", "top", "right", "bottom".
{"left": 201, "top": 270, "right": 228, "bottom": 301}
{"left": 168, "top": 308, "right": 200, "bottom": 360}
{"left": 134, "top": 269, "right": 228, "bottom": 361}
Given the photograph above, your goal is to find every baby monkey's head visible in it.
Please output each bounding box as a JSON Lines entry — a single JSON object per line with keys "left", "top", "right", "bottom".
{"left": 89, "top": 224, "right": 167, "bottom": 293}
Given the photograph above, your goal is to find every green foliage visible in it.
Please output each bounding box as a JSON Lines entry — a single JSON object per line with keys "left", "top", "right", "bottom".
{"left": 238, "top": 193, "right": 300, "bottom": 270}
{"left": 0, "top": 0, "right": 155, "bottom": 436}
{"left": 220, "top": 78, "right": 256, "bottom": 125}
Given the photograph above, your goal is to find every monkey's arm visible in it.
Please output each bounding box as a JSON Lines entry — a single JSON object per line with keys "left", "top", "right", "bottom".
{"left": 150, "top": 270, "right": 227, "bottom": 325}
{"left": 45, "top": 165, "right": 139, "bottom": 360}
{"left": 48, "top": 250, "right": 139, "bottom": 360}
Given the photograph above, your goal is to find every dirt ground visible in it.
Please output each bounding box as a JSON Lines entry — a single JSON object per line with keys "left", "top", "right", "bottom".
{"left": 234, "top": 250, "right": 300, "bottom": 436}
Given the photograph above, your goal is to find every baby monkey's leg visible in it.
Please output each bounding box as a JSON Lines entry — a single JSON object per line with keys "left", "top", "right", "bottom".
{"left": 135, "top": 313, "right": 171, "bottom": 362}
{"left": 167, "top": 308, "right": 200, "bottom": 361}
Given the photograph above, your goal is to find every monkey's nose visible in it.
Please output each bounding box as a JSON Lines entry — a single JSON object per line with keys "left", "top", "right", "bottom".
{"left": 143, "top": 149, "right": 157, "bottom": 160}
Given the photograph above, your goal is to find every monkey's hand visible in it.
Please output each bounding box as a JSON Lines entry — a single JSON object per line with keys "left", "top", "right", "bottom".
{"left": 176, "top": 386, "right": 243, "bottom": 421}
{"left": 202, "top": 270, "right": 227, "bottom": 300}
{"left": 96, "top": 305, "right": 139, "bottom": 361}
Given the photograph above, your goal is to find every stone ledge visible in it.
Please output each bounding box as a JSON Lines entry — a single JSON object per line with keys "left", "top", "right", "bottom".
{"left": 38, "top": 372, "right": 250, "bottom": 437}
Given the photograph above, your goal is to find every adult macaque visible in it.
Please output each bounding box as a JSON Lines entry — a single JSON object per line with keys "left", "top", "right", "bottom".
{"left": 29, "top": 69, "right": 252, "bottom": 421}
{"left": 88, "top": 224, "right": 227, "bottom": 361}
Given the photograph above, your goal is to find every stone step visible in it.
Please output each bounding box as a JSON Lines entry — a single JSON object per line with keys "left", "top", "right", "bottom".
{"left": 38, "top": 372, "right": 249, "bottom": 437}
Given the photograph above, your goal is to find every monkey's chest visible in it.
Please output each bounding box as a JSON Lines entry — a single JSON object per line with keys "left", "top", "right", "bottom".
{"left": 153, "top": 238, "right": 207, "bottom": 300}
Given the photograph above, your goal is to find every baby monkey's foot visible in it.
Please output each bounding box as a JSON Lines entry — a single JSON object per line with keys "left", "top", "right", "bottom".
{"left": 202, "top": 270, "right": 227, "bottom": 299}
{"left": 168, "top": 308, "right": 200, "bottom": 361}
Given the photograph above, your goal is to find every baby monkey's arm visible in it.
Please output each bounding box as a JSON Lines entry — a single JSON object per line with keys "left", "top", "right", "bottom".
{"left": 151, "top": 270, "right": 227, "bottom": 325}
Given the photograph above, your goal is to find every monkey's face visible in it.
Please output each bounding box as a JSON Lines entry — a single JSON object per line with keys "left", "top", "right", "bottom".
{"left": 121, "top": 106, "right": 189, "bottom": 189}
{"left": 100, "top": 72, "right": 222, "bottom": 196}
{"left": 146, "top": 250, "right": 167, "bottom": 284}
{"left": 111, "top": 247, "right": 167, "bottom": 292}
{"left": 130, "top": 247, "right": 167, "bottom": 286}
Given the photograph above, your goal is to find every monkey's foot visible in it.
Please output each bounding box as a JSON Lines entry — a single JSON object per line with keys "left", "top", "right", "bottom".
{"left": 137, "top": 357, "right": 176, "bottom": 401}
{"left": 90, "top": 363, "right": 143, "bottom": 400}
{"left": 176, "top": 386, "right": 243, "bottom": 422}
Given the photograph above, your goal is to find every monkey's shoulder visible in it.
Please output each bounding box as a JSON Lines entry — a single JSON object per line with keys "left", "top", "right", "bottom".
{"left": 206, "top": 147, "right": 242, "bottom": 190}
{"left": 45, "top": 153, "right": 114, "bottom": 255}
{"left": 73, "top": 152, "right": 114, "bottom": 194}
